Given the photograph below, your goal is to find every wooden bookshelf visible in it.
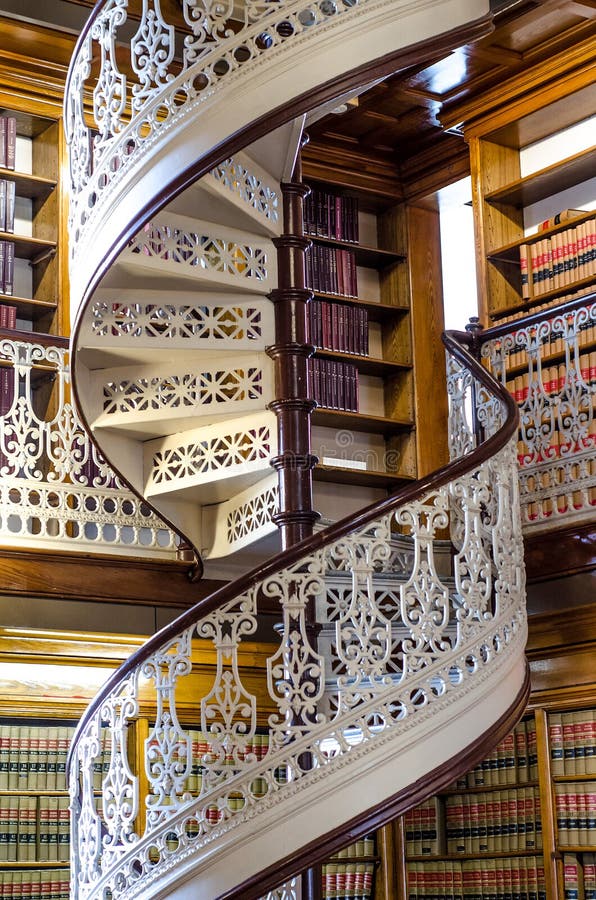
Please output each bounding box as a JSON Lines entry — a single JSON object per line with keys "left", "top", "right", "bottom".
{"left": 467, "top": 85, "right": 596, "bottom": 323}
{"left": 0, "top": 108, "right": 64, "bottom": 335}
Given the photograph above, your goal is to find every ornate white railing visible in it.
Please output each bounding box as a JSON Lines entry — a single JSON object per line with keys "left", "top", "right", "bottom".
{"left": 68, "top": 333, "right": 526, "bottom": 900}
{"left": 64, "top": 0, "right": 377, "bottom": 255}
{"left": 480, "top": 291, "right": 596, "bottom": 532}
{"left": 0, "top": 333, "right": 176, "bottom": 555}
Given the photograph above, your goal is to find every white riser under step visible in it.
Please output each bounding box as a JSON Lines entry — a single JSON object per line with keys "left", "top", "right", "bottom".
{"left": 143, "top": 410, "right": 278, "bottom": 505}
{"left": 88, "top": 352, "right": 274, "bottom": 440}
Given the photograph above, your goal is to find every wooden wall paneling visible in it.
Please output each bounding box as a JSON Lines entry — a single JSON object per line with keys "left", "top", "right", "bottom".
{"left": 0, "top": 549, "right": 224, "bottom": 608}
{"left": 375, "top": 819, "right": 403, "bottom": 900}
{"left": 405, "top": 204, "right": 449, "bottom": 478}
{"left": 469, "top": 136, "right": 524, "bottom": 321}
{"left": 534, "top": 708, "right": 560, "bottom": 900}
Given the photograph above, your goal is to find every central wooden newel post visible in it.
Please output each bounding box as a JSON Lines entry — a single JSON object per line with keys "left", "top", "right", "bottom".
{"left": 267, "top": 143, "right": 323, "bottom": 900}
{"left": 268, "top": 159, "right": 319, "bottom": 551}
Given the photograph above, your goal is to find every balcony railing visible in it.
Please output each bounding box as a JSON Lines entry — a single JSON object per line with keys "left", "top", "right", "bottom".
{"left": 0, "top": 331, "right": 176, "bottom": 556}
{"left": 480, "top": 290, "right": 596, "bottom": 532}
{"left": 68, "top": 331, "right": 526, "bottom": 900}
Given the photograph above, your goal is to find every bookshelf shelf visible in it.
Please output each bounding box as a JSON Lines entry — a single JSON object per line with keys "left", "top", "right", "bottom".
{"left": 0, "top": 167, "right": 57, "bottom": 201}
{"left": 314, "top": 463, "right": 415, "bottom": 489}
{"left": 312, "top": 408, "right": 413, "bottom": 435}
{"left": 314, "top": 348, "right": 411, "bottom": 377}
{"left": 484, "top": 145, "right": 596, "bottom": 209}
{"left": 406, "top": 850, "right": 543, "bottom": 862}
{"left": 553, "top": 774, "right": 596, "bottom": 783}
{"left": 0, "top": 232, "right": 57, "bottom": 263}
{"left": 0, "top": 862, "right": 69, "bottom": 869}
{"left": 486, "top": 207, "right": 596, "bottom": 263}
{"left": 489, "top": 278, "right": 596, "bottom": 320}
{"left": 437, "top": 780, "right": 540, "bottom": 796}
{"left": 312, "top": 291, "right": 410, "bottom": 321}
{"left": 307, "top": 234, "right": 406, "bottom": 269}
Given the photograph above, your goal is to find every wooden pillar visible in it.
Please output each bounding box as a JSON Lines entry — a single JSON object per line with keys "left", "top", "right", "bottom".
{"left": 267, "top": 154, "right": 321, "bottom": 900}
{"left": 267, "top": 162, "right": 319, "bottom": 551}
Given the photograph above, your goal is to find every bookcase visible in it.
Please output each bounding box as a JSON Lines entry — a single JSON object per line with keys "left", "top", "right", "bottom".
{"left": 0, "top": 103, "right": 65, "bottom": 337}
{"left": 303, "top": 179, "right": 445, "bottom": 493}
{"left": 467, "top": 82, "right": 596, "bottom": 327}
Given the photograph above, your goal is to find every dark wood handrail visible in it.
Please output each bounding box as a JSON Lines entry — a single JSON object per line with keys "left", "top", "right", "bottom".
{"left": 67, "top": 329, "right": 519, "bottom": 775}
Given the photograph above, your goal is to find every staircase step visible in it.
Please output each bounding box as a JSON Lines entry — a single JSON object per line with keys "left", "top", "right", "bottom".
{"left": 77, "top": 291, "right": 275, "bottom": 369}
{"left": 90, "top": 352, "right": 274, "bottom": 439}
{"left": 143, "top": 410, "right": 278, "bottom": 504}
{"left": 101, "top": 212, "right": 277, "bottom": 294}
{"left": 168, "top": 149, "right": 283, "bottom": 239}
{"left": 201, "top": 472, "right": 279, "bottom": 559}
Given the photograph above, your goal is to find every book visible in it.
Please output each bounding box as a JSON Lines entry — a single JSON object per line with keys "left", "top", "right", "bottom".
{"left": 539, "top": 209, "right": 586, "bottom": 231}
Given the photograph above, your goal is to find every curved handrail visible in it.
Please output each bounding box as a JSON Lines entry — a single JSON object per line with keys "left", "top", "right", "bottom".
{"left": 67, "top": 331, "right": 526, "bottom": 899}
{"left": 67, "top": 329, "right": 518, "bottom": 769}
{"left": 65, "top": 0, "right": 492, "bottom": 577}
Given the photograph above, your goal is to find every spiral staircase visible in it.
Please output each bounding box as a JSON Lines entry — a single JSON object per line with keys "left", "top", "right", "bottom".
{"left": 64, "top": 2, "right": 530, "bottom": 898}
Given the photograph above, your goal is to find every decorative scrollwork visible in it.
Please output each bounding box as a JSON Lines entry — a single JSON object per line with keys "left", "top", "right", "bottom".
{"left": 0, "top": 337, "right": 175, "bottom": 555}
{"left": 481, "top": 298, "right": 596, "bottom": 529}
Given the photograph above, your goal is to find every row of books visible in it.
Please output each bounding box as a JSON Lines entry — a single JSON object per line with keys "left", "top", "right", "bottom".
{"left": 304, "top": 188, "right": 359, "bottom": 243}
{"left": 444, "top": 787, "right": 542, "bottom": 855}
{"left": 0, "top": 241, "right": 15, "bottom": 296}
{"left": 555, "top": 783, "right": 596, "bottom": 847}
{"left": 564, "top": 852, "right": 596, "bottom": 900}
{"left": 450, "top": 720, "right": 538, "bottom": 788}
{"left": 0, "top": 118, "right": 17, "bottom": 171}
{"left": 507, "top": 360, "right": 596, "bottom": 407}
{"left": 519, "top": 215, "right": 596, "bottom": 298}
{"left": 309, "top": 358, "right": 359, "bottom": 412}
{"left": 321, "top": 862, "right": 374, "bottom": 900}
{"left": 0, "top": 870, "right": 68, "bottom": 900}
{"left": 0, "top": 795, "right": 69, "bottom": 862}
{"left": 406, "top": 856, "right": 547, "bottom": 900}
{"left": 550, "top": 709, "right": 596, "bottom": 776}
{"left": 0, "top": 725, "right": 74, "bottom": 791}
{"left": 0, "top": 179, "right": 16, "bottom": 233}
{"left": 491, "top": 284, "right": 595, "bottom": 329}
{"left": 405, "top": 798, "right": 443, "bottom": 856}
{"left": 306, "top": 244, "right": 358, "bottom": 298}
{"left": 330, "top": 835, "right": 376, "bottom": 859}
{"left": 0, "top": 304, "right": 17, "bottom": 329}
{"left": 309, "top": 299, "right": 369, "bottom": 356}
{"left": 499, "top": 317, "right": 596, "bottom": 372}
{"left": 519, "top": 458, "right": 596, "bottom": 521}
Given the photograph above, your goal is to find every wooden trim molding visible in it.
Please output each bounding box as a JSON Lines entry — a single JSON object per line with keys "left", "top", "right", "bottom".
{"left": 0, "top": 548, "right": 224, "bottom": 607}
{"left": 524, "top": 520, "right": 596, "bottom": 583}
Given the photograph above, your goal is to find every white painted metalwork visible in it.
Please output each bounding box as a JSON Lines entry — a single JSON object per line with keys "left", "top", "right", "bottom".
{"left": 120, "top": 215, "right": 276, "bottom": 292}
{"left": 144, "top": 411, "right": 277, "bottom": 499}
{"left": 202, "top": 472, "right": 279, "bottom": 558}
{"left": 68, "top": 339, "right": 526, "bottom": 900}
{"left": 0, "top": 337, "right": 175, "bottom": 556}
{"left": 481, "top": 297, "right": 596, "bottom": 531}
{"left": 83, "top": 291, "right": 274, "bottom": 351}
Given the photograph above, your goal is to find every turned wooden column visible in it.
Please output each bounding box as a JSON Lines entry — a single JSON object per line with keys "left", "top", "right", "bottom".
{"left": 267, "top": 156, "right": 322, "bottom": 900}
{"left": 267, "top": 165, "right": 319, "bottom": 551}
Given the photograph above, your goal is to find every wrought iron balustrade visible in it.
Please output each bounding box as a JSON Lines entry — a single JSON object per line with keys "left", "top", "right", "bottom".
{"left": 0, "top": 332, "right": 176, "bottom": 555}
{"left": 480, "top": 290, "right": 596, "bottom": 531}
{"left": 68, "top": 331, "right": 526, "bottom": 900}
